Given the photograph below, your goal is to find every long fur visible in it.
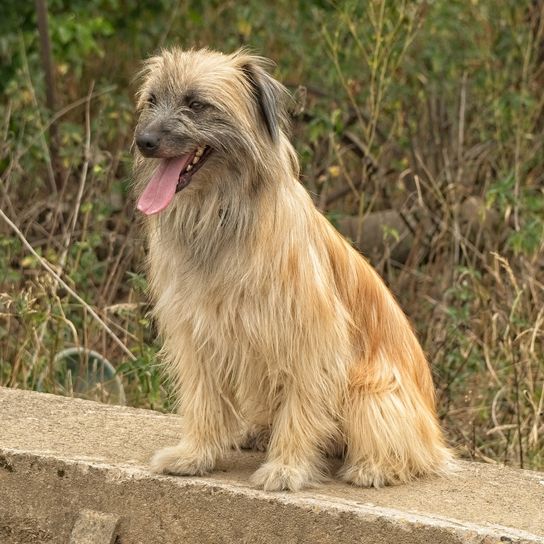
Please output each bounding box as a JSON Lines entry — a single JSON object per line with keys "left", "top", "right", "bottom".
{"left": 133, "top": 48, "right": 453, "bottom": 491}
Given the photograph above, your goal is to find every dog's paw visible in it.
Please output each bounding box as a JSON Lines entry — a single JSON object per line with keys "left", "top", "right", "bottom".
{"left": 150, "top": 445, "right": 213, "bottom": 476}
{"left": 239, "top": 425, "right": 270, "bottom": 452}
{"left": 250, "top": 461, "right": 315, "bottom": 491}
{"left": 339, "top": 463, "right": 390, "bottom": 488}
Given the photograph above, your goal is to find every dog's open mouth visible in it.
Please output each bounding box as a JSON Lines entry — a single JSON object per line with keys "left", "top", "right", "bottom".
{"left": 137, "top": 145, "right": 212, "bottom": 215}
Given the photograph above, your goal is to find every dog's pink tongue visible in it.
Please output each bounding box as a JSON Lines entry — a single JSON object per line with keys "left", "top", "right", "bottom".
{"left": 137, "top": 156, "right": 190, "bottom": 215}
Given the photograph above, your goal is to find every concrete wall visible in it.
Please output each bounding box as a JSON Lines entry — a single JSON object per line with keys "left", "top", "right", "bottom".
{"left": 0, "top": 387, "right": 542, "bottom": 543}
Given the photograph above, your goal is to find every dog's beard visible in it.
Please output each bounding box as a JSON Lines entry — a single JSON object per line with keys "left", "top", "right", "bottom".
{"left": 137, "top": 145, "right": 212, "bottom": 215}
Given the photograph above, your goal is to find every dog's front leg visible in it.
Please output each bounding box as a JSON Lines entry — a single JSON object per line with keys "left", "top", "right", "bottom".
{"left": 250, "top": 381, "right": 337, "bottom": 491}
{"left": 150, "top": 351, "right": 239, "bottom": 476}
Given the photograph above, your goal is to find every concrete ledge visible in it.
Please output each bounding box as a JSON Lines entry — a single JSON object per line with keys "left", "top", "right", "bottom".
{"left": 0, "top": 388, "right": 542, "bottom": 544}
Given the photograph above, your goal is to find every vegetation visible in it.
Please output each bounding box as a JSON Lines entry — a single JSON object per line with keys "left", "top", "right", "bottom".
{"left": 0, "top": 1, "right": 542, "bottom": 470}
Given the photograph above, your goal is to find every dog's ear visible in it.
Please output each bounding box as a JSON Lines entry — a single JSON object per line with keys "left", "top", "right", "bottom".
{"left": 241, "top": 61, "right": 286, "bottom": 142}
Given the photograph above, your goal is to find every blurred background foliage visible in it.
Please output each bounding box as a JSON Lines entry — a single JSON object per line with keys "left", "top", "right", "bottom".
{"left": 0, "top": 0, "right": 542, "bottom": 470}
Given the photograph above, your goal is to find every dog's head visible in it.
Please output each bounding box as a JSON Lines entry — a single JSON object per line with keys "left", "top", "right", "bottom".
{"left": 134, "top": 48, "right": 290, "bottom": 215}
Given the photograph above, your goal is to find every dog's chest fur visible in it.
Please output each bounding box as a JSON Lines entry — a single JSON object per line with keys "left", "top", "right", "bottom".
{"left": 145, "top": 181, "right": 353, "bottom": 410}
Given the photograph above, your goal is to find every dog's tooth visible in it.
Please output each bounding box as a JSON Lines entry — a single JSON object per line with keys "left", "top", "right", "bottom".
{"left": 186, "top": 164, "right": 193, "bottom": 171}
{"left": 195, "top": 147, "right": 204, "bottom": 157}
{"left": 192, "top": 155, "right": 200, "bottom": 165}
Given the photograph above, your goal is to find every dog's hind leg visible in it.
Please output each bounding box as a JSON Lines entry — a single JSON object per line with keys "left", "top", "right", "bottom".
{"left": 339, "top": 360, "right": 452, "bottom": 487}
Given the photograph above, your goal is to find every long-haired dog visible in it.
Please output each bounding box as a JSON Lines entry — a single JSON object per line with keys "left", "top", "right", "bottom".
{"left": 133, "top": 48, "right": 452, "bottom": 491}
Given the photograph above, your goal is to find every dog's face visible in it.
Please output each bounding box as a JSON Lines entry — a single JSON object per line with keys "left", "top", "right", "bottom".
{"left": 134, "top": 48, "right": 288, "bottom": 215}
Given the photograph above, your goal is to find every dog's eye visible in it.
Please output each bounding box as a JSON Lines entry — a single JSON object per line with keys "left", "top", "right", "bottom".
{"left": 188, "top": 100, "right": 206, "bottom": 112}
{"left": 147, "top": 94, "right": 157, "bottom": 107}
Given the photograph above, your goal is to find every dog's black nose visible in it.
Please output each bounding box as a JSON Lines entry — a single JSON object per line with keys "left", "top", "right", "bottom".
{"left": 136, "top": 131, "right": 161, "bottom": 154}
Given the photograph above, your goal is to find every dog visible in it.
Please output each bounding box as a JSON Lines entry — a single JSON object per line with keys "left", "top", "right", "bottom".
{"left": 133, "top": 47, "right": 452, "bottom": 491}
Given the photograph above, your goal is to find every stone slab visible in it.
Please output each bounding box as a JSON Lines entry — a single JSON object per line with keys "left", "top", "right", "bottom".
{"left": 0, "top": 387, "right": 542, "bottom": 543}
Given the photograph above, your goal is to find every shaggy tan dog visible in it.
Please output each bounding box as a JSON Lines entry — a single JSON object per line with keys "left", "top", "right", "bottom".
{"left": 133, "top": 47, "right": 452, "bottom": 491}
